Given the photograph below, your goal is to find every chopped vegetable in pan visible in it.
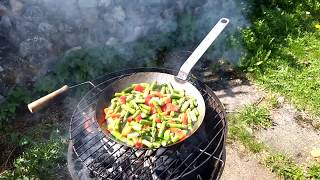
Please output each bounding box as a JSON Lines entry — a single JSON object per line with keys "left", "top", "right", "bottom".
{"left": 101, "top": 81, "right": 200, "bottom": 148}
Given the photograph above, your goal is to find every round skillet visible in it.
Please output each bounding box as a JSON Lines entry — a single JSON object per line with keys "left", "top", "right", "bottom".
{"left": 96, "top": 18, "right": 229, "bottom": 149}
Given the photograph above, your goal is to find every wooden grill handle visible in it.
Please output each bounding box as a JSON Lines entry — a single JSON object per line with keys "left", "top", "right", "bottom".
{"left": 28, "top": 85, "right": 69, "bottom": 113}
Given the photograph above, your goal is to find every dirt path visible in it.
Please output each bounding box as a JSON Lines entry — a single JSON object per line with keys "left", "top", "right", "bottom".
{"left": 221, "top": 143, "right": 277, "bottom": 180}
{"left": 203, "top": 63, "right": 320, "bottom": 179}
{"left": 255, "top": 103, "right": 320, "bottom": 164}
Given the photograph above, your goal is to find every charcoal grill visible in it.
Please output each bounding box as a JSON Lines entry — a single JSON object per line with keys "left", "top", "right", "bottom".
{"left": 69, "top": 68, "right": 227, "bottom": 180}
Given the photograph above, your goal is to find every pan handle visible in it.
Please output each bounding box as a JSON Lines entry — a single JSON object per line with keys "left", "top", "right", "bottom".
{"left": 176, "top": 18, "right": 229, "bottom": 81}
{"left": 27, "top": 85, "right": 69, "bottom": 113}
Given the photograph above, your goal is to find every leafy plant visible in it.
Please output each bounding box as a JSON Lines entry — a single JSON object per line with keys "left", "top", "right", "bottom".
{"left": 1, "top": 138, "right": 66, "bottom": 179}
{"left": 0, "top": 87, "right": 31, "bottom": 127}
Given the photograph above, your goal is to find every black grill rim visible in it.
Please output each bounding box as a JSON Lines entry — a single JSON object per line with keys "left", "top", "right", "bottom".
{"left": 69, "top": 67, "right": 227, "bottom": 180}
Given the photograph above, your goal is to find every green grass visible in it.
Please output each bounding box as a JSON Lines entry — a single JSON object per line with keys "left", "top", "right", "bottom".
{"left": 308, "top": 163, "right": 320, "bottom": 179}
{"left": 241, "top": 0, "right": 320, "bottom": 116}
{"left": 1, "top": 137, "right": 66, "bottom": 179}
{"left": 228, "top": 121, "right": 265, "bottom": 153}
{"left": 253, "top": 32, "right": 320, "bottom": 116}
{"left": 237, "top": 105, "right": 272, "bottom": 128}
{"left": 227, "top": 105, "right": 270, "bottom": 153}
{"left": 265, "top": 153, "right": 305, "bottom": 180}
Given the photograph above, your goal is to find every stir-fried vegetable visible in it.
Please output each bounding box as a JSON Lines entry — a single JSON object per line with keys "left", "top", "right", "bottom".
{"left": 101, "top": 81, "right": 200, "bottom": 148}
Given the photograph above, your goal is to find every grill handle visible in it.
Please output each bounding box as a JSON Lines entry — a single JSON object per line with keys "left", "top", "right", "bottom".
{"left": 176, "top": 18, "right": 229, "bottom": 81}
{"left": 27, "top": 85, "right": 69, "bottom": 113}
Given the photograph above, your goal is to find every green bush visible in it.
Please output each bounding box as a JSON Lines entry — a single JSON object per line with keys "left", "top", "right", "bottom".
{"left": 0, "top": 87, "right": 31, "bottom": 127}
{"left": 1, "top": 138, "right": 66, "bottom": 179}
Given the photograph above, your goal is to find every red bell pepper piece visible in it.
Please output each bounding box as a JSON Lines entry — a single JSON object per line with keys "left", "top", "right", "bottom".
{"left": 119, "top": 96, "right": 126, "bottom": 104}
{"left": 127, "top": 116, "right": 133, "bottom": 122}
{"left": 135, "top": 141, "right": 143, "bottom": 148}
{"left": 155, "top": 118, "right": 161, "bottom": 123}
{"left": 145, "top": 95, "right": 152, "bottom": 106}
{"left": 182, "top": 113, "right": 188, "bottom": 125}
{"left": 136, "top": 114, "right": 142, "bottom": 122}
{"left": 134, "top": 85, "right": 144, "bottom": 92}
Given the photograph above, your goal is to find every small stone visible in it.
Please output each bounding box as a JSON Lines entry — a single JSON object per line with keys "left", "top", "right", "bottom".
{"left": 203, "top": 71, "right": 213, "bottom": 77}
{"left": 0, "top": 66, "right": 4, "bottom": 72}
{"left": 277, "top": 96, "right": 285, "bottom": 104}
{"left": 245, "top": 127, "right": 253, "bottom": 134}
{"left": 311, "top": 148, "right": 320, "bottom": 158}
{"left": 312, "top": 119, "right": 320, "bottom": 129}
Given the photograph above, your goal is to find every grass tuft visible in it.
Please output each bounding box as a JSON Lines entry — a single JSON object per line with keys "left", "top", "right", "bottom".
{"left": 228, "top": 111, "right": 265, "bottom": 153}
{"left": 237, "top": 105, "right": 272, "bottom": 129}
{"left": 265, "top": 153, "right": 305, "bottom": 180}
{"left": 308, "top": 163, "right": 320, "bottom": 179}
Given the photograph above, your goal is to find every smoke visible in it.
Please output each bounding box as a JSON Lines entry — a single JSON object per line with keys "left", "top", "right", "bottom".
{"left": 1, "top": 0, "right": 248, "bottom": 80}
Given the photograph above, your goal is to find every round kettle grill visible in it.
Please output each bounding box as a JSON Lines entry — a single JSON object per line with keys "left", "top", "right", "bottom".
{"left": 68, "top": 68, "right": 227, "bottom": 179}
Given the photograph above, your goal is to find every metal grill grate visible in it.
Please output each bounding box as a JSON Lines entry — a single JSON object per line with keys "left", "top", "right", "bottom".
{"left": 69, "top": 68, "right": 227, "bottom": 180}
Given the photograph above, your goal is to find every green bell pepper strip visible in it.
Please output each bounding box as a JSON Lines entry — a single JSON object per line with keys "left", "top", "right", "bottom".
{"left": 115, "top": 92, "right": 127, "bottom": 97}
{"left": 134, "top": 99, "right": 145, "bottom": 104}
{"left": 110, "top": 101, "right": 116, "bottom": 109}
{"left": 120, "top": 110, "right": 126, "bottom": 118}
{"left": 114, "top": 103, "right": 121, "bottom": 113}
{"left": 180, "top": 101, "right": 190, "bottom": 112}
{"left": 140, "top": 119, "right": 152, "bottom": 126}
{"left": 178, "top": 97, "right": 186, "bottom": 108}
{"left": 123, "top": 111, "right": 129, "bottom": 121}
{"left": 163, "top": 130, "right": 171, "bottom": 141}
{"left": 188, "top": 99, "right": 195, "bottom": 109}
{"left": 160, "top": 85, "right": 166, "bottom": 94}
{"left": 143, "top": 86, "right": 150, "bottom": 97}
{"left": 187, "top": 111, "right": 192, "bottom": 124}
{"left": 167, "top": 123, "right": 187, "bottom": 129}
{"left": 189, "top": 111, "right": 197, "bottom": 122}
{"left": 171, "top": 134, "right": 180, "bottom": 143}
{"left": 158, "top": 121, "right": 167, "bottom": 138}
{"left": 191, "top": 97, "right": 198, "bottom": 106}
{"left": 142, "top": 135, "right": 153, "bottom": 142}
{"left": 165, "top": 87, "right": 170, "bottom": 94}
{"left": 152, "top": 142, "right": 161, "bottom": 148}
{"left": 126, "top": 139, "right": 135, "bottom": 146}
{"left": 111, "top": 130, "right": 126, "bottom": 141}
{"left": 122, "top": 87, "right": 133, "bottom": 93}
{"left": 150, "top": 80, "right": 157, "bottom": 90}
{"left": 151, "top": 119, "right": 157, "bottom": 141}
{"left": 139, "top": 104, "right": 151, "bottom": 111}
{"left": 127, "top": 132, "right": 140, "bottom": 138}
{"left": 140, "top": 107, "right": 150, "bottom": 115}
{"left": 131, "top": 122, "right": 142, "bottom": 131}
{"left": 130, "top": 100, "right": 139, "bottom": 110}
{"left": 167, "top": 83, "right": 174, "bottom": 94}
{"left": 132, "top": 90, "right": 143, "bottom": 94}
{"left": 131, "top": 110, "right": 141, "bottom": 119}
{"left": 178, "top": 89, "right": 185, "bottom": 96}
{"left": 170, "top": 93, "right": 183, "bottom": 99}
{"left": 121, "top": 104, "right": 136, "bottom": 114}
{"left": 140, "top": 112, "right": 148, "bottom": 119}
{"left": 126, "top": 94, "right": 134, "bottom": 102}
{"left": 193, "top": 108, "right": 199, "bottom": 116}
{"left": 142, "top": 139, "right": 153, "bottom": 148}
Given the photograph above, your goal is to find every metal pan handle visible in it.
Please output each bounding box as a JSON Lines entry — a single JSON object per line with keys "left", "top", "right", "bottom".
{"left": 176, "top": 18, "right": 229, "bottom": 81}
